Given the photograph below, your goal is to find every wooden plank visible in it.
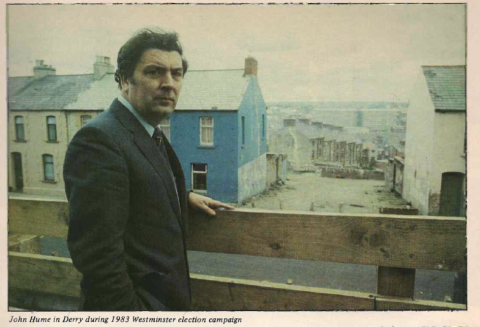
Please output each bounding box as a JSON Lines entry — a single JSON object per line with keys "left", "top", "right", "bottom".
{"left": 9, "top": 198, "right": 466, "bottom": 271}
{"left": 8, "top": 252, "right": 463, "bottom": 311}
{"left": 375, "top": 296, "right": 466, "bottom": 311}
{"left": 8, "top": 252, "right": 81, "bottom": 298}
{"left": 9, "top": 198, "right": 69, "bottom": 239}
{"left": 188, "top": 209, "right": 466, "bottom": 272}
{"left": 376, "top": 208, "right": 417, "bottom": 298}
{"left": 8, "top": 234, "right": 41, "bottom": 254}
{"left": 376, "top": 266, "right": 415, "bottom": 298}
{"left": 190, "top": 274, "right": 374, "bottom": 311}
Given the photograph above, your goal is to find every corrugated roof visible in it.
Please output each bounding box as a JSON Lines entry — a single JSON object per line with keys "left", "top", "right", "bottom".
{"left": 422, "top": 65, "right": 465, "bottom": 112}
{"left": 9, "top": 74, "right": 95, "bottom": 110}
{"left": 175, "top": 69, "right": 249, "bottom": 110}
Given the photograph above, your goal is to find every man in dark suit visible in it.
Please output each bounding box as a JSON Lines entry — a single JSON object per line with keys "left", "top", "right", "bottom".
{"left": 63, "top": 28, "right": 233, "bottom": 311}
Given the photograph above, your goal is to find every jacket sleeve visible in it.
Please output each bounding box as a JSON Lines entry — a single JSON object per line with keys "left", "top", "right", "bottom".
{"left": 64, "top": 126, "right": 140, "bottom": 311}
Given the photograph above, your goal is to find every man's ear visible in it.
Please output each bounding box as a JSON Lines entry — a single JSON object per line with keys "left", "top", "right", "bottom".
{"left": 120, "top": 76, "right": 130, "bottom": 94}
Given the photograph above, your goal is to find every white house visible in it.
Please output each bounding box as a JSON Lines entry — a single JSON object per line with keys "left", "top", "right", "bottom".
{"left": 403, "top": 65, "right": 466, "bottom": 216}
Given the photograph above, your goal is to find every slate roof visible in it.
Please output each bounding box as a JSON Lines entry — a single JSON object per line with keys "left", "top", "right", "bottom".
{"left": 65, "top": 73, "right": 119, "bottom": 110}
{"left": 9, "top": 69, "right": 251, "bottom": 112}
{"left": 9, "top": 74, "right": 96, "bottom": 110}
{"left": 175, "top": 69, "right": 250, "bottom": 111}
{"left": 422, "top": 65, "right": 465, "bottom": 112}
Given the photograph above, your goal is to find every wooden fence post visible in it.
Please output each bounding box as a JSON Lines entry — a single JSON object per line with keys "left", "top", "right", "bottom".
{"left": 376, "top": 207, "right": 418, "bottom": 298}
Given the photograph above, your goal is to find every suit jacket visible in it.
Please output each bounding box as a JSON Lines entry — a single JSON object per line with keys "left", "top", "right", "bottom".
{"left": 64, "top": 99, "right": 191, "bottom": 311}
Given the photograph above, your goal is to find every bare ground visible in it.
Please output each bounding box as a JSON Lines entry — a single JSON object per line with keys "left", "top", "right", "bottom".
{"left": 239, "top": 171, "right": 408, "bottom": 213}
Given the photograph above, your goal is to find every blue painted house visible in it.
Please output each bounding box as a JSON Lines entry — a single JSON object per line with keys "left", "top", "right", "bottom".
{"left": 169, "top": 57, "right": 267, "bottom": 203}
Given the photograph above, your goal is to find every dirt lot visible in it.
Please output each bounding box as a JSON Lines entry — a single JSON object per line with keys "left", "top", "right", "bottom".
{"left": 239, "top": 171, "right": 408, "bottom": 213}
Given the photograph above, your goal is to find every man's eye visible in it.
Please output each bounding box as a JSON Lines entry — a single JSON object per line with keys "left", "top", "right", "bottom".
{"left": 146, "top": 69, "right": 160, "bottom": 76}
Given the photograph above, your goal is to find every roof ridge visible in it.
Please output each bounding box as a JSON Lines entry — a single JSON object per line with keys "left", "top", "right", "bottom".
{"left": 422, "top": 65, "right": 465, "bottom": 68}
{"left": 9, "top": 73, "right": 95, "bottom": 78}
{"left": 187, "top": 68, "right": 244, "bottom": 72}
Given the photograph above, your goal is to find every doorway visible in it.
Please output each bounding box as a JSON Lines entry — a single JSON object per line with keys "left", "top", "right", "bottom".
{"left": 12, "top": 152, "right": 24, "bottom": 191}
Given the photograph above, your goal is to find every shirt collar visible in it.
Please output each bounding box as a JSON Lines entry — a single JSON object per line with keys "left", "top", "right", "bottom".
{"left": 118, "top": 95, "right": 159, "bottom": 137}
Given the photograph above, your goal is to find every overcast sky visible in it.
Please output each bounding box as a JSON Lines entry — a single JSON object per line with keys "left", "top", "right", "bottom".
{"left": 7, "top": 4, "right": 465, "bottom": 103}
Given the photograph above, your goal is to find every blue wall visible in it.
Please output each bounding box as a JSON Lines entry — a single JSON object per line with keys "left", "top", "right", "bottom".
{"left": 170, "top": 111, "right": 239, "bottom": 203}
{"left": 238, "top": 77, "right": 268, "bottom": 167}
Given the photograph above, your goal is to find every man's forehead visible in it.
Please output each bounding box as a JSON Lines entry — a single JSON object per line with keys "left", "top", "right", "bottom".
{"left": 139, "top": 49, "right": 183, "bottom": 67}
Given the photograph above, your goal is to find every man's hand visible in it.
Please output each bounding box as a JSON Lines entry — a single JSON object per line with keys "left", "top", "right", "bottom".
{"left": 188, "top": 192, "right": 234, "bottom": 216}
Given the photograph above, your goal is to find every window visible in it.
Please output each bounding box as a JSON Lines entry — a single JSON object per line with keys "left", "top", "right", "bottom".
{"left": 192, "top": 163, "right": 207, "bottom": 192}
{"left": 46, "top": 116, "right": 57, "bottom": 141}
{"left": 43, "top": 154, "right": 55, "bottom": 181}
{"left": 160, "top": 117, "right": 171, "bottom": 142}
{"left": 262, "top": 114, "right": 265, "bottom": 138}
{"left": 241, "top": 116, "right": 245, "bottom": 146}
{"left": 81, "top": 115, "right": 92, "bottom": 126}
{"left": 15, "top": 116, "right": 25, "bottom": 140}
{"left": 200, "top": 117, "right": 214, "bottom": 146}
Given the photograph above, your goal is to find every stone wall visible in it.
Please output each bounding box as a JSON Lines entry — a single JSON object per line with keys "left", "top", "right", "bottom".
{"left": 321, "top": 167, "right": 384, "bottom": 180}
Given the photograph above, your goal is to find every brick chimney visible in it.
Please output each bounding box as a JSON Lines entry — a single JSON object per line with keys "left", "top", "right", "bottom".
{"left": 94, "top": 55, "right": 115, "bottom": 80}
{"left": 33, "top": 60, "right": 56, "bottom": 79}
{"left": 244, "top": 56, "right": 258, "bottom": 76}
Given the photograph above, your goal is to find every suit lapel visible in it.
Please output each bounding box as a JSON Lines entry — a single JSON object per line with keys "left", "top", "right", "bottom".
{"left": 109, "top": 100, "right": 183, "bottom": 224}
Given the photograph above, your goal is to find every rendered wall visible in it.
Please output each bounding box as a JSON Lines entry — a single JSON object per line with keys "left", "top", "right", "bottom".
{"left": 238, "top": 153, "right": 267, "bottom": 203}
{"left": 8, "top": 110, "right": 99, "bottom": 196}
{"left": 403, "top": 71, "right": 436, "bottom": 215}
{"left": 171, "top": 111, "right": 239, "bottom": 203}
{"left": 237, "top": 77, "right": 267, "bottom": 167}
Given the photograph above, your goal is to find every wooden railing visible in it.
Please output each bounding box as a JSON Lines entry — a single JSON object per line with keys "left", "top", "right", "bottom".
{"left": 8, "top": 197, "right": 466, "bottom": 311}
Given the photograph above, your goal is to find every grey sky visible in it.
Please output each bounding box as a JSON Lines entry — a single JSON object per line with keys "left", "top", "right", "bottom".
{"left": 7, "top": 4, "right": 465, "bottom": 103}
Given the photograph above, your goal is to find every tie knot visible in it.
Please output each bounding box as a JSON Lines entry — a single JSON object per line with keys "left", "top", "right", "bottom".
{"left": 153, "top": 127, "right": 163, "bottom": 146}
{"left": 153, "top": 127, "right": 162, "bottom": 138}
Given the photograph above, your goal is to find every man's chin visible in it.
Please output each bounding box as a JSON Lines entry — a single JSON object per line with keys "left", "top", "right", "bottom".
{"left": 154, "top": 105, "right": 175, "bottom": 115}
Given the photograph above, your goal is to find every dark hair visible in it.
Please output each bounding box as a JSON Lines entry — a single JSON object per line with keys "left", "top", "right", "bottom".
{"left": 114, "top": 28, "right": 188, "bottom": 90}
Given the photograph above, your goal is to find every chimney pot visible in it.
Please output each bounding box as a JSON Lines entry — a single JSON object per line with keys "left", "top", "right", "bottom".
{"left": 244, "top": 57, "right": 258, "bottom": 76}
{"left": 94, "top": 55, "right": 114, "bottom": 80}
{"left": 33, "top": 60, "right": 55, "bottom": 79}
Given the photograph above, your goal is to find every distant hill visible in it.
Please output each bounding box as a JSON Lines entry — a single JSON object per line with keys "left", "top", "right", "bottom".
{"left": 267, "top": 101, "right": 409, "bottom": 110}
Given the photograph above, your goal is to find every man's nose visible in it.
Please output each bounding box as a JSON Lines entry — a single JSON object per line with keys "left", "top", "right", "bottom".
{"left": 160, "top": 72, "right": 174, "bottom": 89}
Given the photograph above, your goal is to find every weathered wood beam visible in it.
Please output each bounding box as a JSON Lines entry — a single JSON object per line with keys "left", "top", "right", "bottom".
{"left": 9, "top": 252, "right": 81, "bottom": 298}
{"left": 376, "top": 208, "right": 417, "bottom": 298}
{"left": 188, "top": 209, "right": 466, "bottom": 272}
{"left": 190, "top": 273, "right": 374, "bottom": 311}
{"left": 8, "top": 252, "right": 467, "bottom": 311}
{"left": 376, "top": 266, "right": 416, "bottom": 298}
{"left": 9, "top": 198, "right": 466, "bottom": 271}
{"left": 8, "top": 234, "right": 41, "bottom": 254}
{"left": 9, "top": 198, "right": 69, "bottom": 239}
{"left": 375, "top": 296, "right": 466, "bottom": 311}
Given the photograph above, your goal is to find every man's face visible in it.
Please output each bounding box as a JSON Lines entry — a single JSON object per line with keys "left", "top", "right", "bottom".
{"left": 122, "top": 49, "right": 184, "bottom": 126}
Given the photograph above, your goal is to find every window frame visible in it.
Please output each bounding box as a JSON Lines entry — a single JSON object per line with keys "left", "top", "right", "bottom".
{"left": 46, "top": 116, "right": 57, "bottom": 142}
{"left": 160, "top": 116, "right": 171, "bottom": 142}
{"left": 262, "top": 114, "right": 265, "bottom": 139}
{"left": 15, "top": 116, "right": 25, "bottom": 140}
{"left": 241, "top": 116, "right": 245, "bottom": 146}
{"left": 199, "top": 116, "right": 214, "bottom": 146}
{"left": 191, "top": 163, "right": 208, "bottom": 193}
{"left": 81, "top": 115, "right": 92, "bottom": 126}
{"left": 42, "top": 154, "right": 55, "bottom": 181}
